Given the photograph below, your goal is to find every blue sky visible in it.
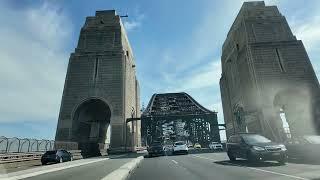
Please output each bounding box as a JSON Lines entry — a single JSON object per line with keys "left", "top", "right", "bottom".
{"left": 0, "top": 0, "right": 319, "bottom": 140}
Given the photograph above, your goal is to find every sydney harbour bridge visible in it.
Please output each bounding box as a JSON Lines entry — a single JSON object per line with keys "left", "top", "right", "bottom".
{"left": 141, "top": 93, "right": 222, "bottom": 147}
{"left": 2, "top": 2, "right": 320, "bottom": 180}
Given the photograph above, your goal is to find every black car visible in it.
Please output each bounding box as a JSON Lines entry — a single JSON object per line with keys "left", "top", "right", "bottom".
{"left": 226, "top": 133, "right": 287, "bottom": 164}
{"left": 147, "top": 142, "right": 165, "bottom": 157}
{"left": 41, "top": 149, "right": 73, "bottom": 165}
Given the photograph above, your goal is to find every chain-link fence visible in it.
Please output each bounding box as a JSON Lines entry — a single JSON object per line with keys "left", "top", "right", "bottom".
{"left": 0, "top": 136, "right": 54, "bottom": 153}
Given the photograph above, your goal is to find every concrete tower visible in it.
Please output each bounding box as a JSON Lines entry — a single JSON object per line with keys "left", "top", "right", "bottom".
{"left": 220, "top": 1, "right": 320, "bottom": 141}
{"left": 55, "top": 10, "right": 141, "bottom": 155}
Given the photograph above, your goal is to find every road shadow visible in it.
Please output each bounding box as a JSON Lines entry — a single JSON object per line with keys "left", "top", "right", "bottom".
{"left": 109, "top": 153, "right": 143, "bottom": 159}
{"left": 188, "top": 149, "right": 225, "bottom": 155}
{"left": 288, "top": 158, "right": 320, "bottom": 165}
{"left": 214, "top": 159, "right": 284, "bottom": 167}
{"left": 143, "top": 154, "right": 166, "bottom": 158}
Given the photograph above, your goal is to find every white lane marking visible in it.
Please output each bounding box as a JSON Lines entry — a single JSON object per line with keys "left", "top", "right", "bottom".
{"left": 246, "top": 167, "right": 309, "bottom": 180}
{"left": 171, "top": 160, "right": 178, "bottom": 164}
{"left": 190, "top": 155, "right": 310, "bottom": 180}
{"left": 191, "top": 155, "right": 217, "bottom": 161}
{"left": 0, "top": 154, "right": 128, "bottom": 180}
{"left": 101, "top": 156, "right": 144, "bottom": 180}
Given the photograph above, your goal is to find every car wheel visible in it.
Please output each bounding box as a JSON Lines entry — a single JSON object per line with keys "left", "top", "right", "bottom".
{"left": 278, "top": 156, "right": 287, "bottom": 165}
{"left": 59, "top": 157, "right": 63, "bottom": 163}
{"left": 41, "top": 161, "right": 46, "bottom": 165}
{"left": 227, "top": 151, "right": 236, "bottom": 161}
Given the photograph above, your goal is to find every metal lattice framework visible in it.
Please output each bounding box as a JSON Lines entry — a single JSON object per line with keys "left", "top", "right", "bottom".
{"left": 141, "top": 92, "right": 221, "bottom": 147}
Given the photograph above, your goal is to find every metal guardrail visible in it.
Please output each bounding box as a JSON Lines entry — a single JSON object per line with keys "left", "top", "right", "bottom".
{"left": 0, "top": 152, "right": 44, "bottom": 163}
{"left": 0, "top": 136, "right": 54, "bottom": 153}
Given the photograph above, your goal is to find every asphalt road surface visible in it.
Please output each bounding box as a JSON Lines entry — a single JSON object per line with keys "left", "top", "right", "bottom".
{"left": 0, "top": 153, "right": 141, "bottom": 180}
{"left": 129, "top": 152, "right": 320, "bottom": 180}
{"left": 2, "top": 152, "right": 320, "bottom": 180}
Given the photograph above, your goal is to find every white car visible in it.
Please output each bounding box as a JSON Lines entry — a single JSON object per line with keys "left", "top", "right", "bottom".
{"left": 209, "top": 142, "right": 223, "bottom": 150}
{"left": 173, "top": 141, "right": 188, "bottom": 155}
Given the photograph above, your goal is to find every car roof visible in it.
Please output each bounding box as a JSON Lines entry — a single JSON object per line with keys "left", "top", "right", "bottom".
{"left": 45, "top": 150, "right": 57, "bottom": 152}
{"left": 151, "top": 141, "right": 162, "bottom": 144}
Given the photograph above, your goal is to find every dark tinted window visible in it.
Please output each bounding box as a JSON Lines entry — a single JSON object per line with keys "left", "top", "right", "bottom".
{"left": 228, "top": 136, "right": 237, "bottom": 143}
{"left": 151, "top": 142, "right": 162, "bottom": 146}
{"left": 62, "top": 150, "right": 69, "bottom": 155}
{"left": 57, "top": 150, "right": 64, "bottom": 156}
{"left": 175, "top": 142, "right": 185, "bottom": 145}
{"left": 44, "top": 150, "right": 57, "bottom": 155}
{"left": 242, "top": 134, "right": 271, "bottom": 143}
{"left": 236, "top": 136, "right": 243, "bottom": 143}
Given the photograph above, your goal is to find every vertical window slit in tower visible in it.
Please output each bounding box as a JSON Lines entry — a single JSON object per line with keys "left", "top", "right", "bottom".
{"left": 276, "top": 48, "right": 285, "bottom": 72}
{"left": 94, "top": 58, "right": 99, "bottom": 81}
{"left": 251, "top": 24, "right": 257, "bottom": 41}
{"left": 112, "top": 32, "right": 115, "bottom": 47}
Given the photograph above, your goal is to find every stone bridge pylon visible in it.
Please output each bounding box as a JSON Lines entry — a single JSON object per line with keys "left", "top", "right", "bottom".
{"left": 55, "top": 10, "right": 141, "bottom": 156}
{"left": 220, "top": 2, "right": 320, "bottom": 141}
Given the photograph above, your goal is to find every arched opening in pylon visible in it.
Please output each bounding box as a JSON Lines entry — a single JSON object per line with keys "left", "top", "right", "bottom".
{"left": 72, "top": 99, "right": 111, "bottom": 157}
{"left": 273, "top": 88, "right": 314, "bottom": 140}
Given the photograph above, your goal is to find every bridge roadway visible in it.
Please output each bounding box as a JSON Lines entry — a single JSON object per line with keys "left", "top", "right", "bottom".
{"left": 1, "top": 151, "right": 320, "bottom": 180}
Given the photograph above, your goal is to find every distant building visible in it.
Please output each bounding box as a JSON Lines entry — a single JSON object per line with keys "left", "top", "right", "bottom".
{"left": 220, "top": 1, "right": 320, "bottom": 141}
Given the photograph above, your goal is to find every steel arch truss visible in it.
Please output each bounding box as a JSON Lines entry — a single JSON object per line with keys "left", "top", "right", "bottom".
{"left": 141, "top": 93, "right": 221, "bottom": 147}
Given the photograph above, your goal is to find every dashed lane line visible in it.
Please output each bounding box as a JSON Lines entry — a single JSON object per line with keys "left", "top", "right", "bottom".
{"left": 190, "top": 155, "right": 310, "bottom": 180}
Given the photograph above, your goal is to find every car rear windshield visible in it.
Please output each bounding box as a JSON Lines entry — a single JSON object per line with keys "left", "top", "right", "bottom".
{"left": 175, "top": 142, "right": 185, "bottom": 145}
{"left": 242, "top": 134, "right": 271, "bottom": 143}
{"left": 44, "top": 150, "right": 57, "bottom": 155}
{"left": 151, "top": 142, "right": 162, "bottom": 146}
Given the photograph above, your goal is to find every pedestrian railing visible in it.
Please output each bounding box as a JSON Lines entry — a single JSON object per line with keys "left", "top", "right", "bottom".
{"left": 0, "top": 136, "right": 54, "bottom": 153}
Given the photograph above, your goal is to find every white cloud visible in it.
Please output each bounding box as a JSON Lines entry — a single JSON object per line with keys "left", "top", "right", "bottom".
{"left": 124, "top": 21, "right": 141, "bottom": 31}
{"left": 123, "top": 9, "right": 145, "bottom": 31}
{"left": 0, "top": 2, "right": 72, "bottom": 122}
{"left": 164, "top": 60, "right": 221, "bottom": 92}
{"left": 287, "top": 6, "right": 320, "bottom": 80}
{"left": 290, "top": 16, "right": 320, "bottom": 52}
